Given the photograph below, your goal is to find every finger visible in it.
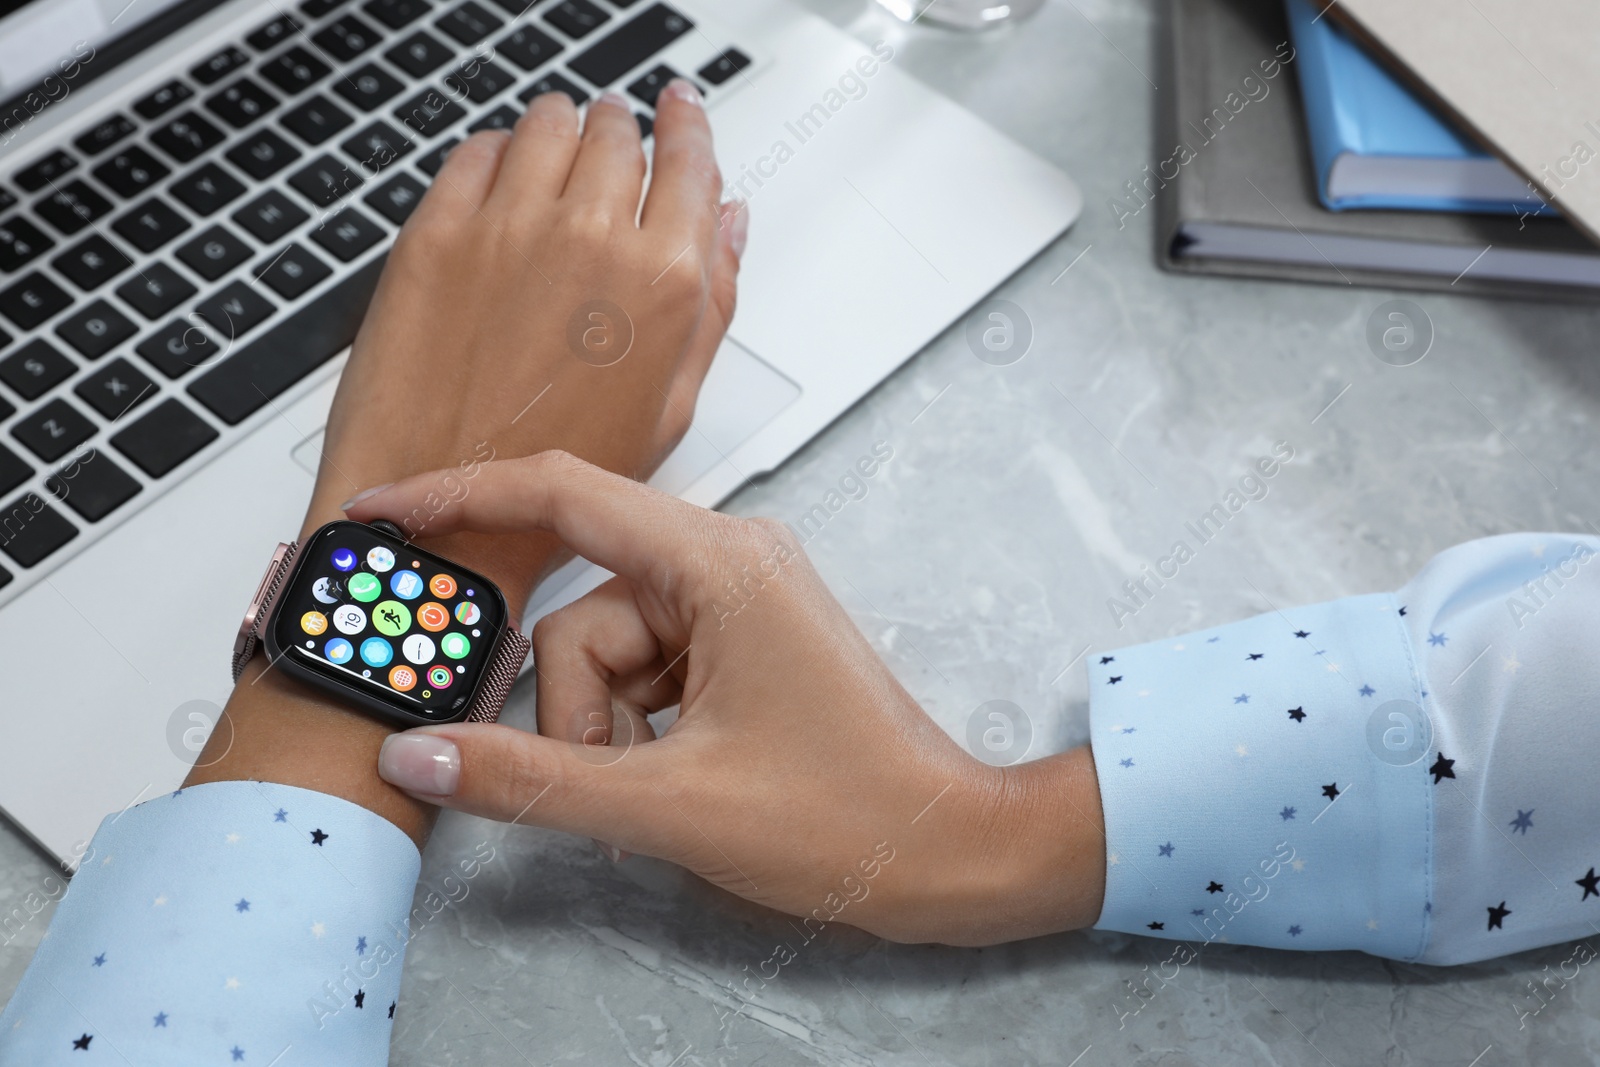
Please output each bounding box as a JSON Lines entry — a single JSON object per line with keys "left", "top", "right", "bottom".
{"left": 533, "top": 578, "right": 667, "bottom": 743}
{"left": 660, "top": 200, "right": 745, "bottom": 430}
{"left": 561, "top": 92, "right": 647, "bottom": 215}
{"left": 346, "top": 452, "right": 736, "bottom": 594}
{"left": 377, "top": 722, "right": 671, "bottom": 851}
{"left": 639, "top": 80, "right": 720, "bottom": 239}
{"left": 484, "top": 90, "right": 582, "bottom": 213}
{"left": 415, "top": 128, "right": 512, "bottom": 216}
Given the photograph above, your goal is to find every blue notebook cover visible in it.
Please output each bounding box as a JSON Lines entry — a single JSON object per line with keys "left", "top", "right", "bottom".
{"left": 1284, "top": 0, "right": 1551, "bottom": 215}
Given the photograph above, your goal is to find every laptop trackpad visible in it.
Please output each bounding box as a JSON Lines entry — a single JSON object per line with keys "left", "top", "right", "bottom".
{"left": 292, "top": 337, "right": 799, "bottom": 496}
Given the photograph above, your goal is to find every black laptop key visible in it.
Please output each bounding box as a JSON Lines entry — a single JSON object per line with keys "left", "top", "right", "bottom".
{"left": 289, "top": 154, "right": 364, "bottom": 207}
{"left": 189, "top": 254, "right": 385, "bottom": 424}
{"left": 14, "top": 150, "right": 78, "bottom": 193}
{"left": 135, "top": 81, "right": 194, "bottom": 121}
{"left": 116, "top": 263, "right": 197, "bottom": 320}
{"left": 310, "top": 206, "right": 384, "bottom": 261}
{"left": 151, "top": 111, "right": 226, "bottom": 164}
{"left": 193, "top": 45, "right": 249, "bottom": 86}
{"left": 393, "top": 88, "right": 464, "bottom": 138}
{"left": 544, "top": 0, "right": 608, "bottom": 39}
{"left": 112, "top": 198, "right": 191, "bottom": 253}
{"left": 282, "top": 94, "right": 356, "bottom": 145}
{"left": 364, "top": 0, "right": 431, "bottom": 29}
{"left": 52, "top": 235, "right": 132, "bottom": 291}
{"left": 170, "top": 162, "right": 247, "bottom": 215}
{"left": 444, "top": 57, "right": 516, "bottom": 103}
{"left": 496, "top": 25, "right": 562, "bottom": 71}
{"left": 341, "top": 120, "right": 415, "bottom": 173}
{"left": 12, "top": 398, "right": 94, "bottom": 462}
{"left": 55, "top": 301, "right": 136, "bottom": 359}
{"left": 314, "top": 15, "right": 382, "bottom": 61}
{"left": 261, "top": 47, "right": 333, "bottom": 95}
{"left": 227, "top": 131, "right": 301, "bottom": 181}
{"left": 137, "top": 319, "right": 216, "bottom": 378}
{"left": 0, "top": 392, "right": 10, "bottom": 421}
{"left": 488, "top": 0, "right": 534, "bottom": 11}
{"left": 626, "top": 64, "right": 681, "bottom": 108}
{"left": 76, "top": 358, "right": 156, "bottom": 420}
{"left": 93, "top": 147, "right": 171, "bottom": 199}
{"left": 385, "top": 30, "right": 454, "bottom": 77}
{"left": 111, "top": 397, "right": 218, "bottom": 477}
{"left": 365, "top": 173, "right": 426, "bottom": 224}
{"left": 569, "top": 4, "right": 692, "bottom": 87}
{"left": 0, "top": 272, "right": 70, "bottom": 329}
{"left": 468, "top": 104, "right": 520, "bottom": 133}
{"left": 0, "top": 190, "right": 15, "bottom": 214}
{"left": 436, "top": 1, "right": 504, "bottom": 44}
{"left": 301, "top": 0, "right": 351, "bottom": 16}
{"left": 0, "top": 493, "right": 77, "bottom": 567}
{"left": 0, "top": 216, "right": 54, "bottom": 271}
{"left": 247, "top": 13, "right": 303, "bottom": 51}
{"left": 415, "top": 137, "right": 458, "bottom": 176}
{"left": 47, "top": 449, "right": 142, "bottom": 522}
{"left": 255, "top": 242, "right": 333, "bottom": 299}
{"left": 206, "top": 78, "right": 281, "bottom": 128}
{"left": 0, "top": 444, "right": 29, "bottom": 498}
{"left": 698, "top": 48, "right": 750, "bottom": 86}
{"left": 0, "top": 339, "right": 73, "bottom": 400}
{"left": 196, "top": 280, "right": 277, "bottom": 340}
{"left": 519, "top": 71, "right": 588, "bottom": 105}
{"left": 335, "top": 63, "right": 404, "bottom": 111}
{"left": 177, "top": 225, "right": 252, "bottom": 280}
{"left": 233, "top": 190, "right": 310, "bottom": 242}
{"left": 34, "top": 180, "right": 112, "bottom": 236}
{"left": 74, "top": 114, "right": 137, "bottom": 156}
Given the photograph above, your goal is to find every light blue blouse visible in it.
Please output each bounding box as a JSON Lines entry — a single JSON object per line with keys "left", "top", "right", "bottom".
{"left": 3, "top": 533, "right": 1596, "bottom": 1063}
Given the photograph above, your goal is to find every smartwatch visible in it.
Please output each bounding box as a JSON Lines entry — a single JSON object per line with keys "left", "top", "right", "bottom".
{"left": 234, "top": 519, "right": 531, "bottom": 727}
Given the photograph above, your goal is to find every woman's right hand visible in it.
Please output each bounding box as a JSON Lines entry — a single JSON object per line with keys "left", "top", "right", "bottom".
{"left": 351, "top": 452, "right": 1106, "bottom": 945}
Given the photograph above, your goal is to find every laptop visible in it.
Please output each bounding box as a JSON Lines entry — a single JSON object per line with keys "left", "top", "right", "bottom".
{"left": 0, "top": 0, "right": 1081, "bottom": 867}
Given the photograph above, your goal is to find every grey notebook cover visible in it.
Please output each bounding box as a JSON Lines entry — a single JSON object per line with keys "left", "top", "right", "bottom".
{"left": 1156, "top": 0, "right": 1600, "bottom": 300}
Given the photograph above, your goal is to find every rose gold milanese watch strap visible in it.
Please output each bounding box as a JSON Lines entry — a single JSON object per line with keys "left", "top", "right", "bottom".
{"left": 463, "top": 626, "right": 532, "bottom": 723}
{"left": 232, "top": 540, "right": 300, "bottom": 683}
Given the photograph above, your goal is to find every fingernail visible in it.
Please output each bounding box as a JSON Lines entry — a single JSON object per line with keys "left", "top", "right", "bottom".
{"left": 340, "top": 483, "right": 393, "bottom": 511}
{"left": 592, "top": 839, "right": 626, "bottom": 863}
{"left": 727, "top": 200, "right": 749, "bottom": 258}
{"left": 379, "top": 732, "right": 460, "bottom": 796}
{"left": 597, "top": 91, "right": 630, "bottom": 111}
{"left": 661, "top": 78, "right": 702, "bottom": 107}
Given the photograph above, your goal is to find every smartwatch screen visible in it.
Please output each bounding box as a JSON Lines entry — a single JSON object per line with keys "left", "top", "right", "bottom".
{"left": 271, "top": 521, "right": 508, "bottom": 717}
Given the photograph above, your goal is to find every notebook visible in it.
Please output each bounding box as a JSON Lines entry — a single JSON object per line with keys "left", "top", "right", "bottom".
{"left": 1284, "top": 0, "right": 1546, "bottom": 216}
{"left": 1322, "top": 0, "right": 1600, "bottom": 248}
{"left": 1156, "top": 0, "right": 1600, "bottom": 299}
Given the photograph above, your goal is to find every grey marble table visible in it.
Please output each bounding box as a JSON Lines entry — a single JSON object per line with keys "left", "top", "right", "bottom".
{"left": 7, "top": 0, "right": 1600, "bottom": 1063}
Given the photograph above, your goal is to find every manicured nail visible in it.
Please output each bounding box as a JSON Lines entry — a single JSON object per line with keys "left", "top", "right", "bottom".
{"left": 592, "top": 839, "right": 626, "bottom": 863}
{"left": 725, "top": 200, "right": 749, "bottom": 258}
{"left": 378, "top": 732, "right": 460, "bottom": 796}
{"left": 661, "top": 78, "right": 702, "bottom": 107}
{"left": 597, "top": 91, "right": 630, "bottom": 110}
{"left": 340, "top": 483, "right": 392, "bottom": 511}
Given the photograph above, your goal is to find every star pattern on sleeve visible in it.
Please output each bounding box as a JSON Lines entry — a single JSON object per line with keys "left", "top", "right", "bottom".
{"left": 1233, "top": 693, "right": 1249, "bottom": 704}
{"left": 1147, "top": 921, "right": 1164, "bottom": 930}
{"left": 1509, "top": 810, "right": 1534, "bottom": 834}
{"left": 1158, "top": 842, "right": 1174, "bottom": 857}
{"left": 310, "top": 829, "right": 329, "bottom": 846}
{"left": 1287, "top": 706, "right": 1306, "bottom": 722}
{"left": 1358, "top": 685, "right": 1375, "bottom": 697}
{"left": 1321, "top": 783, "right": 1340, "bottom": 800}
{"left": 1247, "top": 653, "right": 1264, "bottom": 661}
{"left": 91, "top": 953, "right": 105, "bottom": 968}
{"left": 1279, "top": 806, "right": 1296, "bottom": 820}
{"left": 153, "top": 1012, "right": 168, "bottom": 1028}
{"left": 1206, "top": 881, "right": 1223, "bottom": 894}
{"left": 1429, "top": 753, "right": 1456, "bottom": 784}
{"left": 234, "top": 899, "right": 250, "bottom": 914}
{"left": 231, "top": 1046, "right": 245, "bottom": 1061}
{"left": 1428, "top": 632, "right": 1448, "bottom": 647}
{"left": 1487, "top": 902, "right": 1511, "bottom": 930}
{"left": 72, "top": 1034, "right": 91, "bottom": 1050}
{"left": 1108, "top": 676, "right": 1123, "bottom": 685}
{"left": 1577, "top": 868, "right": 1599, "bottom": 901}
{"left": 273, "top": 809, "right": 288, "bottom": 822}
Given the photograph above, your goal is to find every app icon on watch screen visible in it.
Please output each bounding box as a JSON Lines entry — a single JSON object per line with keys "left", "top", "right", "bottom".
{"left": 373, "top": 600, "right": 411, "bottom": 637}
{"left": 402, "top": 633, "right": 435, "bottom": 665}
{"left": 391, "top": 570, "right": 423, "bottom": 600}
{"left": 360, "top": 636, "right": 394, "bottom": 668}
{"left": 332, "top": 605, "right": 367, "bottom": 635}
{"left": 388, "top": 665, "right": 418, "bottom": 692}
{"left": 331, "top": 547, "right": 358, "bottom": 572}
{"left": 347, "top": 573, "right": 382, "bottom": 603}
{"left": 428, "top": 665, "right": 453, "bottom": 689}
{"left": 312, "top": 576, "right": 341, "bottom": 604}
{"left": 440, "top": 632, "right": 471, "bottom": 660}
{"left": 430, "top": 573, "right": 457, "bottom": 598}
{"left": 300, "top": 611, "right": 328, "bottom": 636}
{"left": 454, "top": 601, "right": 481, "bottom": 626}
{"left": 324, "top": 638, "right": 354, "bottom": 664}
{"left": 416, "top": 602, "right": 450, "bottom": 632}
{"left": 367, "top": 546, "right": 396, "bottom": 572}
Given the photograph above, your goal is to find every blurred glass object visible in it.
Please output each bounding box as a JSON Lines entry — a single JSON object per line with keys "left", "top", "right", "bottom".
{"left": 875, "top": 0, "right": 1044, "bottom": 30}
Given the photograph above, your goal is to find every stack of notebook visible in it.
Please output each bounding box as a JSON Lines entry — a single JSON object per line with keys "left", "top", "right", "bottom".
{"left": 1158, "top": 0, "right": 1600, "bottom": 299}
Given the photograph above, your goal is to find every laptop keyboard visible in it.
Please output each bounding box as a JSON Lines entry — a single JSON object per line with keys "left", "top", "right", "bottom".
{"left": 0, "top": 0, "right": 755, "bottom": 594}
